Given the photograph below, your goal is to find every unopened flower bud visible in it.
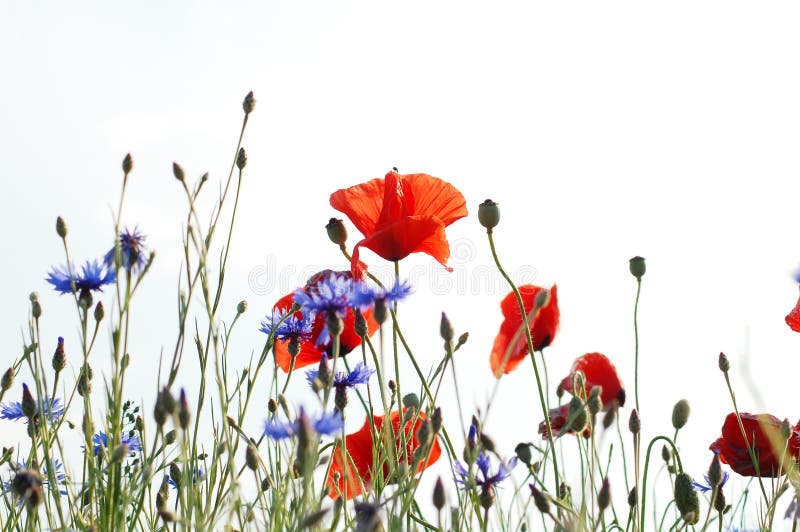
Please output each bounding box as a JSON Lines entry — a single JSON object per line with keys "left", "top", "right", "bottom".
{"left": 154, "top": 387, "right": 175, "bottom": 426}
{"left": 56, "top": 216, "right": 67, "bottom": 238}
{"left": 237, "top": 300, "right": 247, "bottom": 314}
{"left": 662, "top": 445, "right": 671, "bottom": 464}
{"left": 31, "top": 300, "right": 42, "bottom": 319}
{"left": 672, "top": 399, "right": 690, "bottom": 430}
{"left": 172, "top": 162, "right": 185, "bottom": 182}
{"left": 559, "top": 481, "right": 569, "bottom": 500}
{"left": 598, "top": 476, "right": 611, "bottom": 512}
{"left": 515, "top": 443, "right": 532, "bottom": 465}
{"left": 674, "top": 473, "right": 700, "bottom": 525}
{"left": 567, "top": 395, "right": 588, "bottom": 433}
{"left": 781, "top": 419, "right": 793, "bottom": 440}
{"left": 1, "top": 368, "right": 14, "bottom": 391}
{"left": 431, "top": 407, "right": 443, "bottom": 433}
{"left": 267, "top": 398, "right": 278, "bottom": 413}
{"left": 433, "top": 477, "right": 446, "bottom": 510}
{"left": 82, "top": 414, "right": 94, "bottom": 440}
{"left": 440, "top": 312, "right": 454, "bottom": 343}
{"left": 261, "top": 474, "right": 273, "bottom": 491}
{"left": 353, "top": 309, "right": 368, "bottom": 338}
{"left": 402, "top": 393, "right": 420, "bottom": 411}
{"left": 242, "top": 91, "right": 256, "bottom": 114}
{"left": 708, "top": 453, "right": 723, "bottom": 489}
{"left": 479, "top": 432, "right": 496, "bottom": 453}
{"left": 164, "top": 430, "right": 177, "bottom": 445}
{"left": 94, "top": 301, "right": 104, "bottom": 322}
{"left": 110, "top": 444, "right": 129, "bottom": 464}
{"left": 530, "top": 484, "right": 550, "bottom": 514}
{"left": 178, "top": 390, "right": 190, "bottom": 430}
{"left": 21, "top": 384, "right": 36, "bottom": 419}
{"left": 629, "top": 256, "right": 646, "bottom": 280}
{"left": 52, "top": 337, "right": 66, "bottom": 373}
{"left": 246, "top": 444, "right": 259, "bottom": 471}
{"left": 628, "top": 409, "right": 640, "bottom": 435}
{"left": 718, "top": 352, "right": 730, "bottom": 373}
{"left": 587, "top": 386, "right": 603, "bottom": 415}
{"left": 325, "top": 311, "right": 342, "bottom": 339}
{"left": 478, "top": 199, "right": 500, "bottom": 231}
{"left": 169, "top": 463, "right": 181, "bottom": 489}
{"left": 236, "top": 148, "right": 247, "bottom": 170}
{"left": 326, "top": 218, "right": 347, "bottom": 246}
{"left": 713, "top": 488, "right": 726, "bottom": 513}
{"left": 416, "top": 419, "right": 433, "bottom": 448}
{"left": 456, "top": 332, "right": 469, "bottom": 349}
{"left": 122, "top": 153, "right": 133, "bottom": 174}
{"left": 602, "top": 407, "right": 616, "bottom": 429}
{"left": 77, "top": 365, "right": 93, "bottom": 397}
{"left": 373, "top": 298, "right": 387, "bottom": 324}
{"left": 628, "top": 486, "right": 637, "bottom": 507}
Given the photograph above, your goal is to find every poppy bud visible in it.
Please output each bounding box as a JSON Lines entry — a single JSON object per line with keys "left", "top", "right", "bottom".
{"left": 172, "top": 162, "right": 185, "bottom": 182}
{"left": 674, "top": 473, "right": 700, "bottom": 525}
{"left": 598, "top": 476, "right": 611, "bottom": 512}
{"left": 478, "top": 199, "right": 500, "bottom": 231}
{"left": 242, "top": 91, "right": 256, "bottom": 115}
{"left": 433, "top": 477, "right": 446, "bottom": 510}
{"left": 713, "top": 488, "right": 726, "bottom": 513}
{"left": 662, "top": 444, "right": 671, "bottom": 464}
{"left": 56, "top": 216, "right": 68, "bottom": 238}
{"left": 135, "top": 415, "right": 144, "bottom": 432}
{"left": 94, "top": 301, "right": 104, "bottom": 322}
{"left": 246, "top": 444, "right": 259, "bottom": 471}
{"left": 718, "top": 352, "right": 730, "bottom": 373}
{"left": 317, "top": 358, "right": 331, "bottom": 388}
{"left": 456, "top": 332, "right": 469, "bottom": 349}
{"left": 373, "top": 298, "right": 388, "bottom": 324}
{"left": 237, "top": 300, "right": 247, "bottom": 314}
{"left": 431, "top": 407, "right": 443, "bottom": 433}
{"left": 388, "top": 379, "right": 396, "bottom": 394}
{"left": 122, "top": 153, "right": 133, "bottom": 174}
{"left": 164, "top": 429, "right": 177, "bottom": 445}
{"left": 629, "top": 256, "right": 646, "bottom": 280}
{"left": 178, "top": 389, "right": 190, "bottom": 430}
{"left": 534, "top": 289, "right": 550, "bottom": 311}
{"left": 671, "top": 399, "right": 690, "bottom": 430}
{"left": 82, "top": 414, "right": 94, "bottom": 441}
{"left": 21, "top": 384, "right": 36, "bottom": 419}
{"left": 628, "top": 486, "right": 637, "bottom": 507}
{"left": 515, "top": 443, "right": 532, "bottom": 465}
{"left": 416, "top": 419, "right": 433, "bottom": 448}
{"left": 555, "top": 382, "right": 564, "bottom": 399}
{"left": 440, "top": 312, "right": 454, "bottom": 343}
{"left": 479, "top": 485, "right": 495, "bottom": 510}
{"left": 587, "top": 386, "right": 603, "bottom": 415}
{"left": 402, "top": 393, "right": 420, "bottom": 411}
{"left": 479, "top": 432, "right": 496, "bottom": 453}
{"left": 1, "top": 368, "right": 14, "bottom": 392}
{"left": 52, "top": 337, "right": 66, "bottom": 373}
{"left": 567, "top": 395, "right": 588, "bottom": 433}
{"left": 353, "top": 309, "right": 368, "bottom": 338}
{"left": 154, "top": 387, "right": 175, "bottom": 426}
{"left": 781, "top": 418, "right": 793, "bottom": 440}
{"left": 602, "top": 407, "right": 616, "bottom": 429}
{"left": 267, "top": 398, "right": 278, "bottom": 413}
{"left": 708, "top": 453, "right": 723, "bottom": 489}
{"left": 325, "top": 311, "right": 343, "bottom": 339}
{"left": 77, "top": 365, "right": 93, "bottom": 397}
{"left": 31, "top": 300, "right": 42, "bottom": 319}
{"left": 326, "top": 218, "right": 348, "bottom": 246}
{"left": 530, "top": 484, "right": 550, "bottom": 514}
{"left": 628, "top": 409, "right": 640, "bottom": 435}
{"left": 236, "top": 148, "right": 247, "bottom": 170}
{"left": 288, "top": 336, "right": 300, "bottom": 358}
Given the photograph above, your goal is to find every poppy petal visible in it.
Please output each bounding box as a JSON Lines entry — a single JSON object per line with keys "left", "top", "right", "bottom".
{"left": 399, "top": 173, "right": 468, "bottom": 227}
{"left": 560, "top": 352, "right": 625, "bottom": 408}
{"left": 356, "top": 215, "right": 450, "bottom": 266}
{"left": 330, "top": 177, "right": 385, "bottom": 237}
{"left": 786, "top": 287, "right": 800, "bottom": 332}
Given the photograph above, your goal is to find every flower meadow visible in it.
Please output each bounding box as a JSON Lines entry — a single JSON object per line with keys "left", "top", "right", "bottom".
{"left": 4, "top": 93, "right": 800, "bottom": 532}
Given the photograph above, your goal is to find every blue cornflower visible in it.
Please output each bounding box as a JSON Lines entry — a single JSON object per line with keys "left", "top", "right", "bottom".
{"left": 292, "top": 272, "right": 359, "bottom": 317}
{"left": 305, "top": 362, "right": 374, "bottom": 389}
{"left": 786, "top": 494, "right": 800, "bottom": 521}
{"left": 104, "top": 227, "right": 148, "bottom": 273}
{"left": 692, "top": 471, "right": 730, "bottom": 493}
{"left": 167, "top": 467, "right": 205, "bottom": 490}
{"left": 259, "top": 309, "right": 313, "bottom": 342}
{"left": 351, "top": 279, "right": 413, "bottom": 309}
{"left": 454, "top": 451, "right": 516, "bottom": 490}
{"left": 0, "top": 398, "right": 64, "bottom": 424}
{"left": 90, "top": 431, "right": 143, "bottom": 456}
{"left": 4, "top": 459, "right": 67, "bottom": 497}
{"left": 46, "top": 260, "right": 116, "bottom": 295}
{"left": 263, "top": 407, "right": 344, "bottom": 440}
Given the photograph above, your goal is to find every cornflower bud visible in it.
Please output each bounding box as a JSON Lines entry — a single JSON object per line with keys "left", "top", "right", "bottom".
{"left": 479, "top": 432, "right": 496, "bottom": 453}
{"left": 373, "top": 298, "right": 387, "bottom": 324}
{"left": 781, "top": 418, "right": 793, "bottom": 440}
{"left": 94, "top": 301, "right": 104, "bottom": 322}
{"left": 629, "top": 256, "right": 646, "bottom": 280}
{"left": 672, "top": 399, "right": 690, "bottom": 430}
{"left": 326, "top": 218, "right": 347, "bottom": 246}
{"left": 708, "top": 453, "right": 723, "bottom": 490}
{"left": 52, "top": 337, "right": 66, "bottom": 373}
{"left": 353, "top": 309, "right": 368, "bottom": 338}
{"left": 440, "top": 312, "right": 454, "bottom": 343}
{"left": 713, "top": 488, "right": 726, "bottom": 513}
{"left": 402, "top": 393, "right": 420, "bottom": 411}
{"left": 246, "top": 443, "right": 259, "bottom": 471}
{"left": 479, "top": 485, "right": 495, "bottom": 510}
{"left": 433, "top": 477, "right": 446, "bottom": 510}
{"left": 267, "top": 398, "right": 278, "bottom": 413}
{"left": 164, "top": 430, "right": 177, "bottom": 445}
{"left": 21, "top": 384, "right": 36, "bottom": 419}
{"left": 478, "top": 199, "right": 500, "bottom": 231}
{"left": 122, "top": 153, "right": 133, "bottom": 174}
{"left": 530, "top": 485, "right": 550, "bottom": 514}
{"left": 431, "top": 407, "right": 443, "bottom": 433}
{"left": 628, "top": 486, "right": 637, "bottom": 507}
{"left": 172, "top": 162, "right": 185, "bottom": 182}
{"left": 178, "top": 389, "right": 191, "bottom": 430}
{"left": 456, "top": 332, "right": 469, "bottom": 349}
{"left": 169, "top": 463, "right": 181, "bottom": 489}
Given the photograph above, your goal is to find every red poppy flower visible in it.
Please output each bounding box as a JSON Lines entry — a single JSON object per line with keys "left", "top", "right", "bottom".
{"left": 786, "top": 287, "right": 800, "bottom": 332}
{"left": 538, "top": 403, "right": 592, "bottom": 439}
{"left": 490, "top": 284, "right": 559, "bottom": 377}
{"left": 559, "top": 352, "right": 626, "bottom": 409}
{"left": 272, "top": 270, "right": 379, "bottom": 372}
{"left": 326, "top": 409, "right": 442, "bottom": 500}
{"left": 330, "top": 170, "right": 468, "bottom": 278}
{"left": 709, "top": 412, "right": 800, "bottom": 477}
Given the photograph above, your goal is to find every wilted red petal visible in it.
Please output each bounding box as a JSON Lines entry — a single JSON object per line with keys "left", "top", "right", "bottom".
{"left": 538, "top": 404, "right": 591, "bottom": 439}
{"left": 560, "top": 352, "right": 626, "bottom": 408}
{"left": 490, "top": 285, "right": 559, "bottom": 377}
{"left": 786, "top": 287, "right": 800, "bottom": 332}
{"left": 327, "top": 409, "right": 442, "bottom": 500}
{"left": 709, "top": 412, "right": 800, "bottom": 477}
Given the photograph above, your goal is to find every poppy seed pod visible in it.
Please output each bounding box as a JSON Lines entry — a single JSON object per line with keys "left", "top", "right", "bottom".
{"left": 629, "top": 256, "right": 646, "bottom": 280}
{"left": 674, "top": 473, "right": 700, "bottom": 524}
{"left": 672, "top": 399, "right": 690, "bottom": 430}
{"left": 478, "top": 199, "right": 500, "bottom": 230}
{"left": 122, "top": 153, "right": 133, "bottom": 174}
{"left": 56, "top": 216, "right": 68, "bottom": 238}
{"left": 326, "top": 218, "right": 348, "bottom": 246}
{"left": 242, "top": 91, "right": 256, "bottom": 114}
{"left": 402, "top": 393, "right": 420, "bottom": 411}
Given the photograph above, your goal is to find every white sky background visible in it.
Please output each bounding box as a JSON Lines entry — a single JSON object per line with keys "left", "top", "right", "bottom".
{"left": 2, "top": 2, "right": 800, "bottom": 529}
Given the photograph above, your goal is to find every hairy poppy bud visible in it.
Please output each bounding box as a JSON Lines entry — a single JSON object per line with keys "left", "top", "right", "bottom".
{"left": 628, "top": 409, "right": 641, "bottom": 435}
{"left": 530, "top": 484, "right": 550, "bottom": 514}
{"left": 598, "top": 476, "right": 611, "bottom": 512}
{"left": 708, "top": 453, "right": 723, "bottom": 489}
{"left": 242, "top": 91, "right": 256, "bottom": 114}
{"left": 713, "top": 488, "right": 726, "bottom": 513}
{"left": 402, "top": 393, "right": 420, "bottom": 411}
{"left": 629, "top": 256, "right": 646, "bottom": 280}
{"left": 237, "top": 300, "right": 247, "bottom": 314}
{"left": 353, "top": 309, "right": 368, "bottom": 338}
{"left": 77, "top": 365, "right": 93, "bottom": 397}
{"left": 172, "top": 162, "right": 185, "bottom": 182}
{"left": 662, "top": 444, "right": 671, "bottom": 464}
{"left": 440, "top": 312, "right": 454, "bottom": 343}
{"left": 1, "top": 368, "right": 14, "bottom": 392}
{"left": 94, "top": 301, "right": 104, "bottom": 322}
{"left": 326, "top": 218, "right": 347, "bottom": 246}
{"left": 587, "top": 386, "right": 603, "bottom": 415}
{"left": 267, "top": 398, "right": 278, "bottom": 413}
{"left": 246, "top": 444, "right": 259, "bottom": 471}
{"left": 334, "top": 386, "right": 348, "bottom": 412}
{"left": 21, "top": 384, "right": 37, "bottom": 420}
{"left": 261, "top": 474, "right": 273, "bottom": 491}
{"left": 164, "top": 429, "right": 177, "bottom": 445}
{"left": 373, "top": 298, "right": 387, "bottom": 325}
{"left": 718, "top": 352, "right": 730, "bottom": 373}
{"left": 122, "top": 153, "right": 133, "bottom": 174}
{"left": 56, "top": 216, "right": 67, "bottom": 238}
{"left": 236, "top": 148, "right": 247, "bottom": 170}
{"left": 433, "top": 477, "right": 446, "bottom": 510}
{"left": 567, "top": 395, "right": 588, "bottom": 433}
{"left": 52, "top": 337, "right": 66, "bottom": 373}
{"left": 416, "top": 419, "right": 433, "bottom": 448}
{"left": 674, "top": 473, "right": 700, "bottom": 524}
{"left": 154, "top": 387, "right": 175, "bottom": 426}
{"left": 325, "top": 311, "right": 342, "bottom": 339}
{"left": 478, "top": 199, "right": 500, "bottom": 231}
{"left": 31, "top": 300, "right": 42, "bottom": 319}
{"left": 672, "top": 399, "right": 690, "bottom": 430}
{"left": 515, "top": 443, "right": 532, "bottom": 465}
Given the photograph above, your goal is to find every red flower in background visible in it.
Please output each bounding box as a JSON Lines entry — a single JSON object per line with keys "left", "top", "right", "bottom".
{"left": 560, "top": 352, "right": 626, "bottom": 409}
{"left": 330, "top": 170, "right": 468, "bottom": 278}
{"left": 786, "top": 286, "right": 800, "bottom": 332}
{"left": 710, "top": 412, "right": 800, "bottom": 477}
{"left": 326, "top": 409, "right": 442, "bottom": 500}
{"left": 490, "top": 284, "right": 559, "bottom": 377}
{"left": 271, "top": 270, "right": 379, "bottom": 372}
